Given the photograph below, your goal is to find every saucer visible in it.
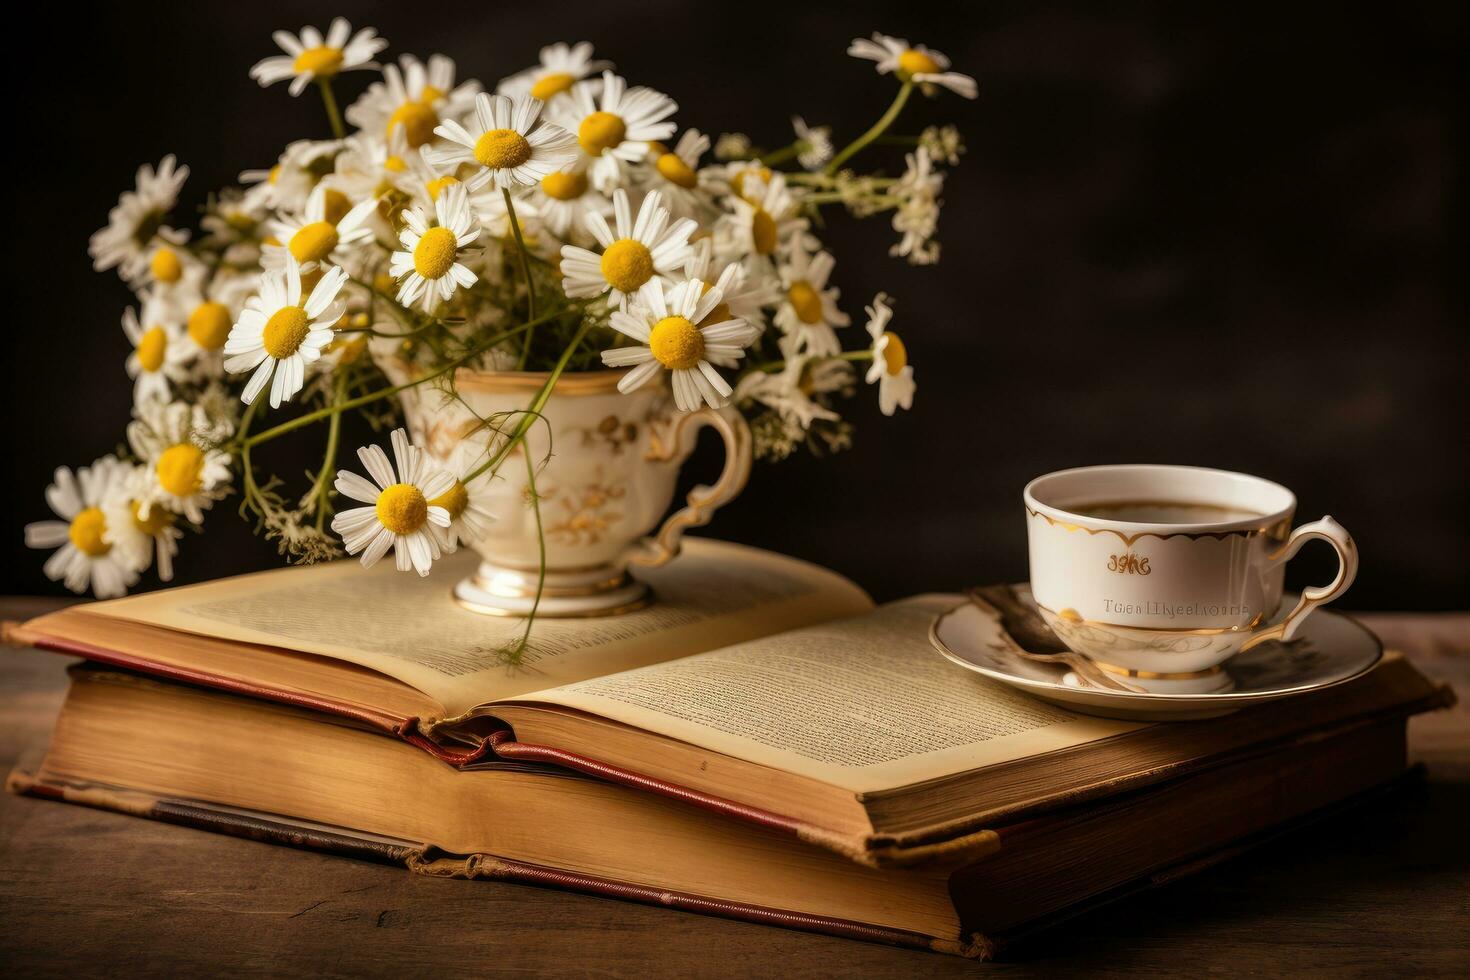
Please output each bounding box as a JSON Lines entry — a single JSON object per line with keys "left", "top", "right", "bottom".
{"left": 929, "top": 594, "right": 1383, "bottom": 721}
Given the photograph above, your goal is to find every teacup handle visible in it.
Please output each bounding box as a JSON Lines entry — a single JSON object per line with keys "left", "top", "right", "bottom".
{"left": 1241, "top": 515, "right": 1358, "bottom": 651}
{"left": 624, "top": 406, "right": 753, "bottom": 568}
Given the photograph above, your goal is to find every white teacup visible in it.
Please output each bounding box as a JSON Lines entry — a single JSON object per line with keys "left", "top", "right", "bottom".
{"left": 1024, "top": 464, "right": 1358, "bottom": 693}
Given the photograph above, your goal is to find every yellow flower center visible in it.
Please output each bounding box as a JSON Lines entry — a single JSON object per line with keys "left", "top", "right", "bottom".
{"left": 474, "top": 128, "right": 532, "bottom": 169}
{"left": 413, "top": 226, "right": 458, "bottom": 279}
{"left": 699, "top": 301, "right": 732, "bottom": 327}
{"left": 150, "top": 247, "right": 183, "bottom": 283}
{"left": 376, "top": 483, "right": 428, "bottom": 535}
{"left": 648, "top": 315, "right": 705, "bottom": 370}
{"left": 530, "top": 72, "right": 576, "bottom": 101}
{"left": 288, "top": 221, "right": 339, "bottom": 263}
{"left": 881, "top": 332, "right": 908, "bottom": 374}
{"left": 262, "top": 306, "right": 310, "bottom": 359}
{"left": 578, "top": 111, "right": 627, "bottom": 156}
{"left": 132, "top": 500, "right": 175, "bottom": 537}
{"left": 425, "top": 175, "right": 459, "bottom": 200}
{"left": 388, "top": 100, "right": 439, "bottom": 148}
{"left": 600, "top": 239, "right": 654, "bottom": 294}
{"left": 787, "top": 281, "right": 824, "bottom": 324}
{"left": 293, "top": 46, "right": 344, "bottom": 78}
{"left": 897, "top": 49, "right": 942, "bottom": 77}
{"left": 729, "top": 166, "right": 771, "bottom": 202}
{"left": 751, "top": 208, "right": 778, "bottom": 255}
{"left": 157, "top": 443, "right": 205, "bottom": 498}
{"left": 540, "top": 170, "right": 588, "bottom": 200}
{"left": 384, "top": 154, "right": 407, "bottom": 172}
{"left": 187, "top": 302, "right": 232, "bottom": 351}
{"left": 68, "top": 507, "right": 110, "bottom": 557}
{"left": 136, "top": 326, "right": 169, "bottom": 373}
{"left": 419, "top": 84, "right": 445, "bottom": 103}
{"left": 429, "top": 480, "right": 469, "bottom": 520}
{"left": 321, "top": 188, "right": 352, "bottom": 225}
{"left": 655, "top": 152, "right": 698, "bottom": 189}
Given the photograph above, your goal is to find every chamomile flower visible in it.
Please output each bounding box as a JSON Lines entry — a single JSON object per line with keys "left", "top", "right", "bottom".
{"left": 225, "top": 259, "right": 347, "bottom": 408}
{"left": 127, "top": 399, "right": 234, "bottom": 524}
{"left": 88, "top": 156, "right": 190, "bottom": 281}
{"left": 735, "top": 341, "right": 849, "bottom": 430}
{"left": 122, "top": 298, "right": 194, "bottom": 404}
{"left": 347, "top": 54, "right": 479, "bottom": 149}
{"left": 720, "top": 171, "right": 808, "bottom": 260}
{"left": 103, "top": 462, "right": 184, "bottom": 582}
{"left": 138, "top": 242, "right": 204, "bottom": 294}
{"left": 423, "top": 443, "right": 496, "bottom": 553}
{"left": 177, "top": 276, "right": 256, "bottom": 368}
{"left": 774, "top": 240, "right": 849, "bottom": 357}
{"left": 791, "top": 116, "right": 834, "bottom": 171}
{"left": 525, "top": 158, "right": 610, "bottom": 244}
{"left": 863, "top": 292, "right": 915, "bottom": 415}
{"left": 429, "top": 93, "right": 577, "bottom": 193}
{"left": 240, "top": 139, "right": 339, "bottom": 213}
{"left": 846, "top": 33, "right": 977, "bottom": 99}
{"left": 25, "top": 457, "right": 141, "bottom": 598}
{"left": 559, "top": 189, "right": 695, "bottom": 307}
{"left": 551, "top": 72, "right": 678, "bottom": 192}
{"left": 263, "top": 182, "right": 378, "bottom": 273}
{"left": 601, "top": 277, "right": 757, "bottom": 412}
{"left": 683, "top": 238, "right": 781, "bottom": 333}
{"left": 889, "top": 146, "right": 944, "bottom": 265}
{"left": 645, "top": 129, "right": 711, "bottom": 218}
{"left": 498, "top": 42, "right": 611, "bottom": 104}
{"left": 389, "top": 183, "right": 481, "bottom": 312}
{"left": 331, "top": 429, "right": 455, "bottom": 576}
{"left": 251, "top": 19, "right": 388, "bottom": 96}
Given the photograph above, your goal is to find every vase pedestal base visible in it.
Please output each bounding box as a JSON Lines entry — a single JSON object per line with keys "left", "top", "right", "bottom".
{"left": 452, "top": 560, "right": 650, "bottom": 618}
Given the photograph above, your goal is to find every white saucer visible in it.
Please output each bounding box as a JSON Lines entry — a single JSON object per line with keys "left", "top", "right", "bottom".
{"left": 929, "top": 594, "right": 1383, "bottom": 721}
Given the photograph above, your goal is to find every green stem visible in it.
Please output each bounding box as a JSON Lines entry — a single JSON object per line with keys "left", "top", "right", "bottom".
{"left": 317, "top": 79, "right": 346, "bottom": 140}
{"left": 309, "top": 373, "right": 347, "bottom": 531}
{"left": 825, "top": 81, "right": 914, "bottom": 175}
{"left": 239, "top": 311, "right": 561, "bottom": 450}
{"left": 464, "top": 318, "right": 592, "bottom": 483}
{"left": 504, "top": 188, "right": 538, "bottom": 369}
{"left": 759, "top": 143, "right": 801, "bottom": 166}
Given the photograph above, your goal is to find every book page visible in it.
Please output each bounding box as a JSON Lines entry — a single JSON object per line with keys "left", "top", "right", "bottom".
{"left": 76, "top": 539, "right": 872, "bottom": 717}
{"left": 512, "top": 598, "right": 1145, "bottom": 793}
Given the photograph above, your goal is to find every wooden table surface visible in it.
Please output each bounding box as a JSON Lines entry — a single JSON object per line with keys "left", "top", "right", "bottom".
{"left": 1, "top": 597, "right": 1466, "bottom": 978}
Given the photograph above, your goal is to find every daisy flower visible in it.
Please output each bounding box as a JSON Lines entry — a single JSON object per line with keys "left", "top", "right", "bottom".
{"left": 846, "top": 33, "right": 977, "bottom": 99}
{"left": 346, "top": 54, "right": 479, "bottom": 149}
{"left": 683, "top": 238, "right": 781, "bottom": 333}
{"left": 25, "top": 457, "right": 141, "bottom": 598}
{"left": 389, "top": 183, "right": 481, "bottom": 312}
{"left": 250, "top": 18, "right": 388, "bottom": 96}
{"left": 791, "top": 116, "right": 834, "bottom": 171}
{"left": 240, "top": 139, "right": 339, "bottom": 214}
{"left": 646, "top": 129, "right": 712, "bottom": 218}
{"left": 773, "top": 240, "right": 849, "bottom": 357}
{"left": 127, "top": 399, "right": 234, "bottom": 524}
{"left": 225, "top": 258, "right": 347, "bottom": 408}
{"left": 331, "top": 429, "right": 455, "bottom": 576}
{"left": 88, "top": 156, "right": 190, "bottom": 281}
{"left": 138, "top": 242, "right": 204, "bottom": 293}
{"left": 551, "top": 72, "right": 677, "bottom": 193}
{"left": 103, "top": 462, "right": 185, "bottom": 582}
{"left": 497, "top": 41, "right": 610, "bottom": 104}
{"left": 720, "top": 171, "right": 808, "bottom": 260}
{"left": 559, "top": 189, "right": 696, "bottom": 307}
{"left": 735, "top": 342, "right": 850, "bottom": 430}
{"left": 862, "top": 293, "right": 916, "bottom": 415}
{"left": 601, "top": 277, "right": 757, "bottom": 412}
{"left": 525, "top": 157, "right": 610, "bottom": 243}
{"left": 122, "top": 297, "right": 194, "bottom": 405}
{"left": 429, "top": 93, "right": 577, "bottom": 193}
{"left": 263, "top": 182, "right": 378, "bottom": 272}
{"left": 424, "top": 443, "right": 496, "bottom": 553}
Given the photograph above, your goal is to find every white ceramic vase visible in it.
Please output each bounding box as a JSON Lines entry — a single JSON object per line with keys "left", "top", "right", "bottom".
{"left": 375, "top": 353, "right": 751, "bottom": 616}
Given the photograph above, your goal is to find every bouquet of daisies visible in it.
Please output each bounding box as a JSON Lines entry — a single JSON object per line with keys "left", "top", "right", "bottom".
{"left": 27, "top": 19, "right": 973, "bottom": 606}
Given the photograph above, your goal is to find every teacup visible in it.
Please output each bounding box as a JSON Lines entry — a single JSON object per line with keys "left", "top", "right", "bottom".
{"left": 1023, "top": 464, "right": 1357, "bottom": 693}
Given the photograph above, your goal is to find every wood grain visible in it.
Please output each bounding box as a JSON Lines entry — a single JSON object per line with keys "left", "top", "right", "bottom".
{"left": 2, "top": 599, "right": 1466, "bottom": 977}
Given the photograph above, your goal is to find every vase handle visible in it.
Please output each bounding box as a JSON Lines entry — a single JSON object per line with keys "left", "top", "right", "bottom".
{"left": 624, "top": 406, "right": 753, "bottom": 568}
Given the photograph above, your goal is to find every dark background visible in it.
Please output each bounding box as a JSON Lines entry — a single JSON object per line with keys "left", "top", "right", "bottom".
{"left": 4, "top": 1, "right": 1465, "bottom": 609}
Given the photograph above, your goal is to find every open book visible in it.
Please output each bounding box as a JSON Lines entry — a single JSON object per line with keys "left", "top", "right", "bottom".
{"left": 8, "top": 539, "right": 1450, "bottom": 864}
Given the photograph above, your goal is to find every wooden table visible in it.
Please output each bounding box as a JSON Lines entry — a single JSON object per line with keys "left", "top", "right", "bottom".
{"left": 1, "top": 597, "right": 1466, "bottom": 977}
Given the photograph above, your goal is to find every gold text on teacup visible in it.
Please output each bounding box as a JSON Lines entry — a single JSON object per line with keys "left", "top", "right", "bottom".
{"left": 1107, "top": 553, "right": 1152, "bottom": 575}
